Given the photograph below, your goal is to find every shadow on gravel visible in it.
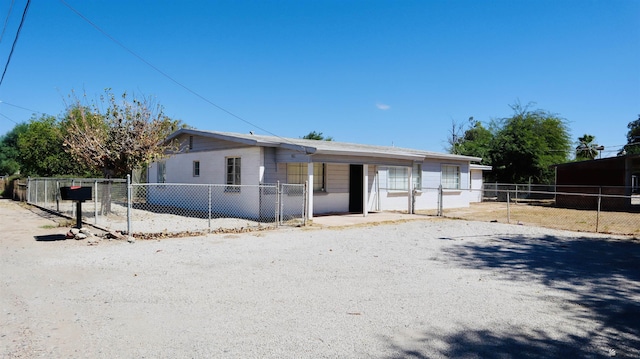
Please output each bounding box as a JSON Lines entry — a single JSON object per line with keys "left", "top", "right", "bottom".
{"left": 34, "top": 234, "right": 67, "bottom": 241}
{"left": 386, "top": 327, "right": 599, "bottom": 359}
{"left": 388, "top": 234, "right": 640, "bottom": 359}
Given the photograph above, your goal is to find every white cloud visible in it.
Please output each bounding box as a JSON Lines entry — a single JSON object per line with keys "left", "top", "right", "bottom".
{"left": 376, "top": 103, "right": 390, "bottom": 110}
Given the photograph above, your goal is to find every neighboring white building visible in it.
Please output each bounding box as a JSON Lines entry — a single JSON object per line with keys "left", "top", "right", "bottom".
{"left": 148, "top": 129, "right": 490, "bottom": 219}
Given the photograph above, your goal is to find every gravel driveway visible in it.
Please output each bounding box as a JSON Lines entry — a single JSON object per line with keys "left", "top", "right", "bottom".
{"left": 1, "top": 199, "right": 639, "bottom": 358}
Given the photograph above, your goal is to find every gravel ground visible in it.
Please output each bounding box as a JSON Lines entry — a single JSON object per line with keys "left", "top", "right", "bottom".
{"left": 1, "top": 199, "right": 639, "bottom": 358}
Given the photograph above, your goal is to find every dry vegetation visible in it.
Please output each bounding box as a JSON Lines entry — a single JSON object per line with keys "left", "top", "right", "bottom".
{"left": 424, "top": 202, "right": 640, "bottom": 236}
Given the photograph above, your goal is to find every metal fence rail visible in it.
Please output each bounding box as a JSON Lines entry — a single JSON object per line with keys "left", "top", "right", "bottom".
{"left": 128, "top": 182, "right": 306, "bottom": 235}
{"left": 26, "top": 177, "right": 128, "bottom": 231}
{"left": 437, "top": 185, "right": 640, "bottom": 236}
{"left": 25, "top": 177, "right": 307, "bottom": 236}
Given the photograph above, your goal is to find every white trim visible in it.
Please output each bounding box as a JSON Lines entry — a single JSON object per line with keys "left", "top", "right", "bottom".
{"left": 363, "top": 164, "right": 369, "bottom": 217}
{"left": 307, "top": 162, "right": 314, "bottom": 219}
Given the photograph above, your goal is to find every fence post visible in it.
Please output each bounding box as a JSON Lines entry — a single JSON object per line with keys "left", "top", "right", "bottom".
{"left": 275, "top": 181, "right": 280, "bottom": 227}
{"left": 515, "top": 184, "right": 518, "bottom": 204}
{"left": 304, "top": 181, "right": 308, "bottom": 226}
{"left": 507, "top": 190, "right": 511, "bottom": 224}
{"left": 94, "top": 180, "right": 98, "bottom": 224}
{"left": 596, "top": 187, "right": 601, "bottom": 233}
{"left": 56, "top": 180, "right": 60, "bottom": 212}
{"left": 126, "top": 174, "right": 132, "bottom": 236}
{"left": 208, "top": 185, "right": 212, "bottom": 232}
{"left": 44, "top": 179, "right": 48, "bottom": 209}
{"left": 437, "top": 185, "right": 443, "bottom": 216}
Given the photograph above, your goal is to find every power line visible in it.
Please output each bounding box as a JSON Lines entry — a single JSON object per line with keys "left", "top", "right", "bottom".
{"left": 0, "top": 0, "right": 16, "bottom": 43}
{"left": 59, "top": 0, "right": 310, "bottom": 154}
{"left": 0, "top": 0, "right": 30, "bottom": 88}
{"left": 0, "top": 112, "right": 19, "bottom": 125}
{"left": 0, "top": 100, "right": 40, "bottom": 114}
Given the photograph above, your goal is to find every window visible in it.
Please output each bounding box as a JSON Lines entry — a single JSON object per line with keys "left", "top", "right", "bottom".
{"left": 441, "top": 165, "right": 460, "bottom": 189}
{"left": 287, "top": 163, "right": 325, "bottom": 191}
{"left": 193, "top": 161, "right": 200, "bottom": 177}
{"left": 388, "top": 165, "right": 421, "bottom": 191}
{"left": 413, "top": 163, "right": 422, "bottom": 190}
{"left": 188, "top": 136, "right": 194, "bottom": 150}
{"left": 226, "top": 157, "right": 241, "bottom": 191}
{"left": 157, "top": 161, "right": 166, "bottom": 183}
{"left": 388, "top": 167, "right": 408, "bottom": 191}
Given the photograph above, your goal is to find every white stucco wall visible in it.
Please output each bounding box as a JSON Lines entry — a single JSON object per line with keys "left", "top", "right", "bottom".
{"left": 146, "top": 147, "right": 265, "bottom": 219}
{"left": 469, "top": 169, "right": 485, "bottom": 203}
{"left": 376, "top": 159, "right": 476, "bottom": 211}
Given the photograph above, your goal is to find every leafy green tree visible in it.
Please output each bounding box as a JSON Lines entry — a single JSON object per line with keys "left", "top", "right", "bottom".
{"left": 302, "top": 131, "right": 333, "bottom": 141}
{"left": 16, "top": 115, "right": 91, "bottom": 176}
{"left": 489, "top": 104, "right": 571, "bottom": 184}
{"left": 575, "top": 134, "right": 599, "bottom": 160}
{"left": 620, "top": 115, "right": 640, "bottom": 155}
{"left": 0, "top": 123, "right": 28, "bottom": 175}
{"left": 453, "top": 120, "right": 494, "bottom": 165}
{"left": 63, "top": 90, "right": 183, "bottom": 178}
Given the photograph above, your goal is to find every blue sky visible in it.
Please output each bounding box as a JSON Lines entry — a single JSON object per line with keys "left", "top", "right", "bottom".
{"left": 0, "top": 0, "right": 638, "bottom": 157}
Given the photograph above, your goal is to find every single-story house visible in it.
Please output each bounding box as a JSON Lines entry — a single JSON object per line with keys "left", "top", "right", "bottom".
{"left": 553, "top": 154, "right": 640, "bottom": 211}
{"left": 147, "top": 129, "right": 491, "bottom": 219}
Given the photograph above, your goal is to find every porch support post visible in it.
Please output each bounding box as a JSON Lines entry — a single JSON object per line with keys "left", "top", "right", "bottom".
{"left": 408, "top": 165, "right": 414, "bottom": 214}
{"left": 307, "top": 162, "right": 314, "bottom": 219}
{"left": 363, "top": 164, "right": 369, "bottom": 217}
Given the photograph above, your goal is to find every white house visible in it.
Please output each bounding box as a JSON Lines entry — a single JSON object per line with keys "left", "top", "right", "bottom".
{"left": 148, "top": 129, "right": 490, "bottom": 219}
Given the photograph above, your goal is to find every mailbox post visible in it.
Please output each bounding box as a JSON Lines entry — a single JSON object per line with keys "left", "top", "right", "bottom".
{"left": 60, "top": 186, "right": 92, "bottom": 229}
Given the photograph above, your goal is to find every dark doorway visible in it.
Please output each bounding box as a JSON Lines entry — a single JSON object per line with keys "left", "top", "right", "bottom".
{"left": 349, "top": 164, "right": 363, "bottom": 213}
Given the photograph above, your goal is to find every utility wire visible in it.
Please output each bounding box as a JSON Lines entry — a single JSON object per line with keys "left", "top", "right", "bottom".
{"left": 0, "top": 112, "right": 19, "bottom": 125}
{"left": 0, "top": 0, "right": 16, "bottom": 43}
{"left": 0, "top": 0, "right": 30, "bottom": 88}
{"left": 60, "top": 0, "right": 310, "bottom": 154}
{"left": 0, "top": 100, "right": 40, "bottom": 114}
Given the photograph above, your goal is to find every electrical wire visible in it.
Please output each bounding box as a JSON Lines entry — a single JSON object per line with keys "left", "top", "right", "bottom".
{"left": 0, "top": 100, "right": 40, "bottom": 114}
{"left": 0, "top": 0, "right": 16, "bottom": 43}
{"left": 59, "top": 0, "right": 310, "bottom": 154}
{"left": 0, "top": 0, "right": 30, "bottom": 88}
{"left": 0, "top": 112, "right": 19, "bottom": 124}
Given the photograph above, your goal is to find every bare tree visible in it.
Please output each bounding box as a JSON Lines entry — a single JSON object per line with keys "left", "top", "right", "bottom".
{"left": 63, "top": 90, "right": 183, "bottom": 212}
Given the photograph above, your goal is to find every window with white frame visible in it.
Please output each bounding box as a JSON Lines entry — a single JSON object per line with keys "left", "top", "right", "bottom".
{"left": 157, "top": 161, "right": 166, "bottom": 183}
{"left": 287, "top": 163, "right": 325, "bottom": 191}
{"left": 441, "top": 165, "right": 460, "bottom": 189}
{"left": 226, "top": 157, "right": 241, "bottom": 191}
{"left": 388, "top": 166, "right": 408, "bottom": 191}
{"left": 388, "top": 165, "right": 422, "bottom": 191}
{"left": 193, "top": 161, "right": 200, "bottom": 177}
{"left": 413, "top": 163, "right": 422, "bottom": 190}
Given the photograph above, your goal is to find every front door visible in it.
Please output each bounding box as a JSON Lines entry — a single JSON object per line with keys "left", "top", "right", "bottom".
{"left": 349, "top": 164, "right": 363, "bottom": 213}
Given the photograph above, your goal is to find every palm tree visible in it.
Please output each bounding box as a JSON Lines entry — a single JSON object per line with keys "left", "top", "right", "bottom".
{"left": 575, "top": 134, "right": 599, "bottom": 160}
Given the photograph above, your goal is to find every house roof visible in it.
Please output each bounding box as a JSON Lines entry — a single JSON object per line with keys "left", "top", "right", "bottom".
{"left": 166, "top": 128, "right": 483, "bottom": 163}
{"left": 470, "top": 164, "right": 492, "bottom": 171}
{"left": 552, "top": 154, "right": 640, "bottom": 169}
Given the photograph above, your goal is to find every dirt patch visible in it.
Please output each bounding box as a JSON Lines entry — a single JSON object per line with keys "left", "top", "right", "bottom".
{"left": 430, "top": 202, "right": 640, "bottom": 236}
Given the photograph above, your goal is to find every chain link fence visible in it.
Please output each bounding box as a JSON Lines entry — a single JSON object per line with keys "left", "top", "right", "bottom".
{"left": 25, "top": 177, "right": 306, "bottom": 237}
{"left": 438, "top": 184, "right": 640, "bottom": 236}
{"left": 26, "top": 177, "right": 128, "bottom": 229}
{"left": 129, "top": 182, "right": 306, "bottom": 235}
